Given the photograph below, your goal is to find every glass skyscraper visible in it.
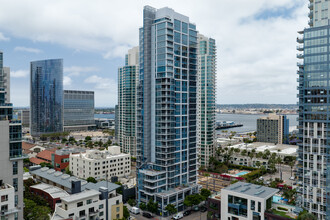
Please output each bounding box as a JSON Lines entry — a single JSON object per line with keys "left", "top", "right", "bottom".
{"left": 118, "top": 46, "right": 139, "bottom": 156}
{"left": 63, "top": 90, "right": 95, "bottom": 131}
{"left": 0, "top": 51, "right": 24, "bottom": 220}
{"left": 197, "top": 34, "right": 216, "bottom": 168}
{"left": 30, "top": 59, "right": 63, "bottom": 136}
{"left": 297, "top": 1, "right": 330, "bottom": 218}
{"left": 136, "top": 6, "right": 199, "bottom": 215}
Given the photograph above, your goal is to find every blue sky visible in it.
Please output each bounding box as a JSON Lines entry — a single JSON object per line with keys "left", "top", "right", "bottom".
{"left": 0, "top": 0, "right": 308, "bottom": 107}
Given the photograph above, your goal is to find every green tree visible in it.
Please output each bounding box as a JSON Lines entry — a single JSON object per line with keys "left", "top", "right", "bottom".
{"left": 200, "top": 188, "right": 211, "bottom": 200}
{"left": 86, "top": 177, "right": 97, "bottom": 183}
{"left": 65, "top": 165, "right": 72, "bottom": 176}
{"left": 123, "top": 206, "right": 130, "bottom": 219}
{"left": 85, "top": 136, "right": 92, "bottom": 141}
{"left": 165, "top": 204, "right": 177, "bottom": 218}
{"left": 298, "top": 212, "right": 317, "bottom": 220}
{"left": 40, "top": 162, "right": 53, "bottom": 168}
{"left": 255, "top": 161, "right": 261, "bottom": 169}
{"left": 24, "top": 198, "right": 51, "bottom": 220}
{"left": 289, "top": 160, "right": 295, "bottom": 177}
{"left": 139, "top": 202, "right": 146, "bottom": 211}
{"left": 128, "top": 198, "right": 136, "bottom": 207}
{"left": 147, "top": 199, "right": 158, "bottom": 214}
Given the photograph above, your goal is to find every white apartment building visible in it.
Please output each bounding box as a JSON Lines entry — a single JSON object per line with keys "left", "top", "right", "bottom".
{"left": 0, "top": 183, "right": 18, "bottom": 220}
{"left": 221, "top": 182, "right": 278, "bottom": 220}
{"left": 52, "top": 186, "right": 123, "bottom": 220}
{"left": 70, "top": 146, "right": 131, "bottom": 180}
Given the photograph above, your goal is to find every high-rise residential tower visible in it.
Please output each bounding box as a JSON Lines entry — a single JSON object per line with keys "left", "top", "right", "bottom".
{"left": 117, "top": 46, "right": 139, "bottom": 156}
{"left": 197, "top": 34, "right": 216, "bottom": 168}
{"left": 296, "top": 1, "right": 330, "bottom": 218}
{"left": 30, "top": 59, "right": 63, "bottom": 136}
{"left": 136, "top": 6, "right": 199, "bottom": 215}
{"left": 0, "top": 51, "right": 25, "bottom": 220}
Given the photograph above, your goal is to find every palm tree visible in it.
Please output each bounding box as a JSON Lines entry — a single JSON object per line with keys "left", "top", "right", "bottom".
{"left": 289, "top": 160, "right": 295, "bottom": 177}
{"left": 256, "top": 161, "right": 261, "bottom": 169}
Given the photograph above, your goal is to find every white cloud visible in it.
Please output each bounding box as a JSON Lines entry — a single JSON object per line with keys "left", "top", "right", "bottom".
{"left": 0, "top": 0, "right": 309, "bottom": 105}
{"left": 11, "top": 70, "right": 28, "bottom": 78}
{"left": 14, "top": 46, "right": 42, "bottom": 53}
{"left": 63, "top": 76, "right": 72, "bottom": 86}
{"left": 64, "top": 66, "right": 99, "bottom": 76}
{"left": 0, "top": 32, "right": 9, "bottom": 41}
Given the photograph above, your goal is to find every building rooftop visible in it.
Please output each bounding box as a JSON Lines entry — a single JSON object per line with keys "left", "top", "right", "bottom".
{"left": 71, "top": 146, "right": 129, "bottom": 160}
{"left": 30, "top": 166, "right": 120, "bottom": 193}
{"left": 30, "top": 183, "right": 69, "bottom": 199}
{"left": 223, "top": 182, "right": 278, "bottom": 199}
{"left": 228, "top": 142, "right": 297, "bottom": 156}
{"left": 60, "top": 189, "right": 100, "bottom": 203}
{"left": 55, "top": 147, "right": 85, "bottom": 155}
{"left": 30, "top": 157, "right": 48, "bottom": 165}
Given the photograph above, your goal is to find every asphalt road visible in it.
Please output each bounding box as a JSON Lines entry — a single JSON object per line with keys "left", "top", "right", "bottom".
{"left": 130, "top": 211, "right": 207, "bottom": 220}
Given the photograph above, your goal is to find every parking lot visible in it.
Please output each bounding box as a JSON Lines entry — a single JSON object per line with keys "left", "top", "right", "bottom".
{"left": 262, "top": 164, "right": 296, "bottom": 187}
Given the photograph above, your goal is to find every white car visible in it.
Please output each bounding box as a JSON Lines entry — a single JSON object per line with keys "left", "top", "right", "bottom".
{"left": 172, "top": 212, "right": 184, "bottom": 219}
{"left": 289, "top": 176, "right": 295, "bottom": 180}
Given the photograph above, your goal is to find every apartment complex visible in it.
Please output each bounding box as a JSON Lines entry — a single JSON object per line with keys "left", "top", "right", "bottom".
{"left": 136, "top": 6, "right": 199, "bottom": 215}
{"left": 197, "top": 34, "right": 217, "bottom": 168}
{"left": 296, "top": 1, "right": 330, "bottom": 218}
{"left": 256, "top": 114, "right": 289, "bottom": 144}
{"left": 70, "top": 146, "right": 130, "bottom": 180}
{"left": 117, "top": 46, "right": 139, "bottom": 156}
{"left": 0, "top": 51, "right": 24, "bottom": 220}
{"left": 30, "top": 59, "right": 64, "bottom": 136}
{"left": 63, "top": 90, "right": 95, "bottom": 131}
{"left": 20, "top": 109, "right": 30, "bottom": 128}
{"left": 52, "top": 187, "right": 123, "bottom": 220}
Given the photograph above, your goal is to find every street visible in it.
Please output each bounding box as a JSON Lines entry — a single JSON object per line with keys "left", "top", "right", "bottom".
{"left": 130, "top": 211, "right": 207, "bottom": 220}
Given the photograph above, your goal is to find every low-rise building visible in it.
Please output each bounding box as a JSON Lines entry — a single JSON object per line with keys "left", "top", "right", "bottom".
{"left": 30, "top": 183, "right": 69, "bottom": 210}
{"left": 206, "top": 192, "right": 221, "bottom": 220}
{"left": 220, "top": 142, "right": 298, "bottom": 168}
{"left": 52, "top": 147, "right": 85, "bottom": 172}
{"left": 70, "top": 146, "right": 130, "bottom": 180}
{"left": 221, "top": 182, "right": 278, "bottom": 220}
{"left": 52, "top": 187, "right": 123, "bottom": 220}
{"left": 0, "top": 182, "right": 19, "bottom": 220}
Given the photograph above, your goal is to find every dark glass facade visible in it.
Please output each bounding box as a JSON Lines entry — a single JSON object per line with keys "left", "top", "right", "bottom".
{"left": 30, "top": 59, "right": 63, "bottom": 136}
{"left": 63, "top": 90, "right": 94, "bottom": 128}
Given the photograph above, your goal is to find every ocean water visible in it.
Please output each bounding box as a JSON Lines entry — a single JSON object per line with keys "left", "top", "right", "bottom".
{"left": 94, "top": 113, "right": 298, "bottom": 133}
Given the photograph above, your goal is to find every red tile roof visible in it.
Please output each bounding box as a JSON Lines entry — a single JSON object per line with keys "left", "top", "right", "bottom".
{"left": 36, "top": 148, "right": 56, "bottom": 162}
{"left": 22, "top": 142, "right": 36, "bottom": 150}
{"left": 30, "top": 157, "right": 48, "bottom": 165}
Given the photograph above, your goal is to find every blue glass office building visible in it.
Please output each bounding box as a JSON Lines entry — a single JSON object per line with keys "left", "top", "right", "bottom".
{"left": 136, "top": 6, "right": 199, "bottom": 215}
{"left": 30, "top": 59, "right": 63, "bottom": 136}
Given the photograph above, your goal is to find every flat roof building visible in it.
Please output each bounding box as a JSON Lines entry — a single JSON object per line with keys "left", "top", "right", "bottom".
{"left": 257, "top": 114, "right": 289, "bottom": 144}
{"left": 70, "top": 146, "right": 131, "bottom": 180}
{"left": 221, "top": 182, "right": 279, "bottom": 220}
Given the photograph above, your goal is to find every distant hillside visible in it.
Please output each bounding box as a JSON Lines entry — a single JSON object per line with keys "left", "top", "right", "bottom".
{"left": 217, "top": 104, "right": 297, "bottom": 110}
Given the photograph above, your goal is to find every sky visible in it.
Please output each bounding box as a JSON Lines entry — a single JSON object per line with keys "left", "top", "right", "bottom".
{"left": 0, "top": 0, "right": 308, "bottom": 107}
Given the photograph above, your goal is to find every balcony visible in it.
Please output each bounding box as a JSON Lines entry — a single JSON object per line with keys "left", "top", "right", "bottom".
{"left": 297, "top": 62, "right": 304, "bottom": 67}
{"left": 308, "top": 3, "right": 313, "bottom": 9}
{"left": 308, "top": 19, "right": 313, "bottom": 27}
{"left": 297, "top": 53, "right": 304, "bottom": 59}
{"left": 308, "top": 11, "right": 313, "bottom": 18}
{"left": 297, "top": 45, "right": 304, "bottom": 51}
{"left": 297, "top": 37, "right": 304, "bottom": 43}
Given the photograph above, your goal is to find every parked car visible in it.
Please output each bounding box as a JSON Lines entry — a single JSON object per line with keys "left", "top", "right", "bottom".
{"left": 128, "top": 217, "right": 136, "bottom": 220}
{"left": 172, "top": 212, "right": 184, "bottom": 219}
{"left": 200, "top": 206, "right": 207, "bottom": 212}
{"left": 192, "top": 206, "right": 199, "bottom": 211}
{"left": 183, "top": 210, "right": 191, "bottom": 216}
{"left": 289, "top": 176, "right": 295, "bottom": 180}
{"left": 142, "top": 212, "right": 153, "bottom": 218}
